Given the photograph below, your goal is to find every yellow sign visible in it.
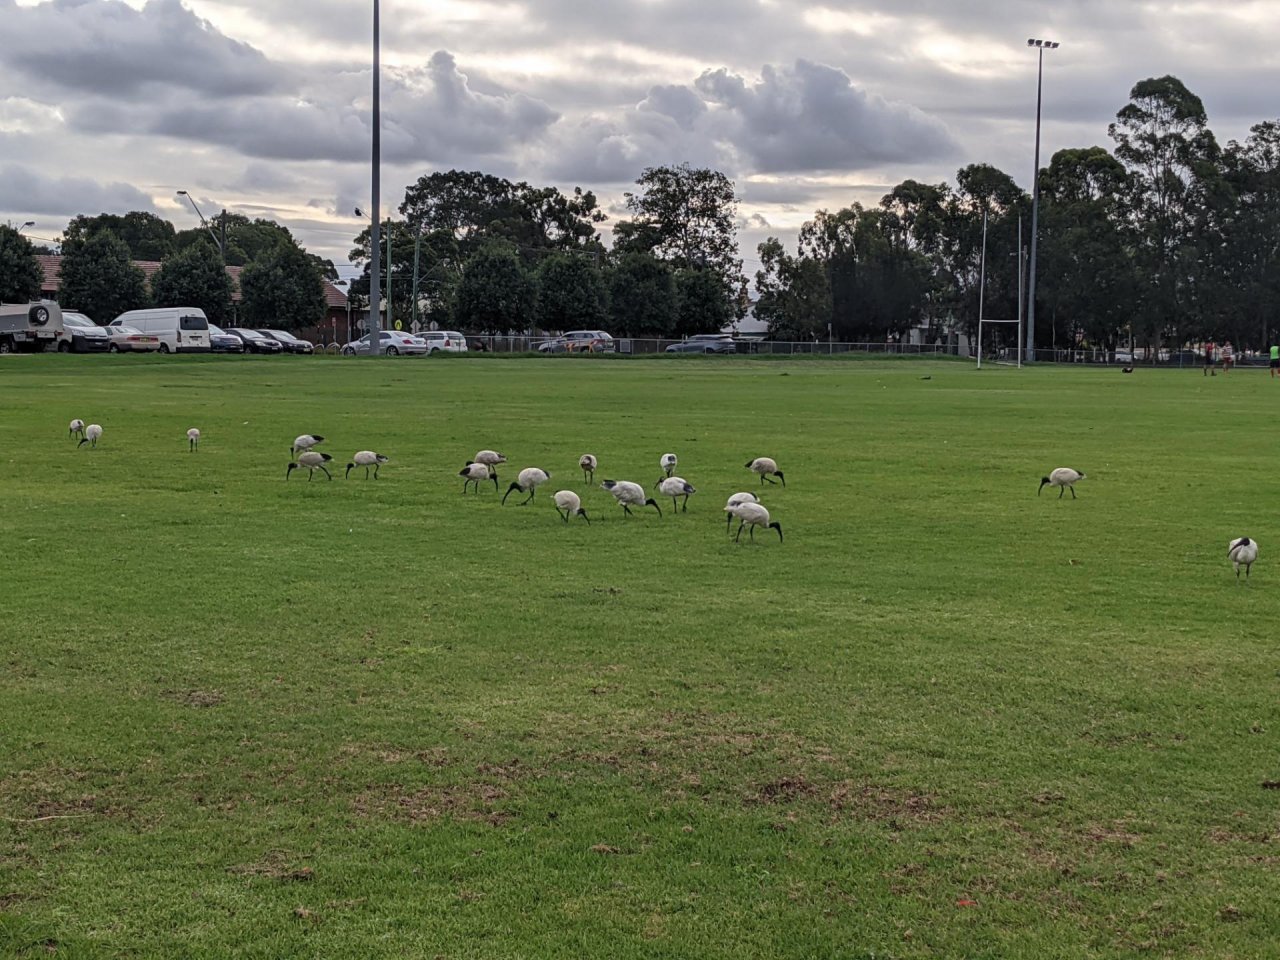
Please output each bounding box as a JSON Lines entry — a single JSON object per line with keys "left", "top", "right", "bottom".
{"left": 394, "top": 320, "right": 402, "bottom": 331}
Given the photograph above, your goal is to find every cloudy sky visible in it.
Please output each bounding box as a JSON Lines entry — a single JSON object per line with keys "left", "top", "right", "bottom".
{"left": 2, "top": 0, "right": 1277, "bottom": 275}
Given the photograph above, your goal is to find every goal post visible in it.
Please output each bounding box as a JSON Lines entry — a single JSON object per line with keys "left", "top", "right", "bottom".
{"left": 976, "top": 317, "right": 1023, "bottom": 369}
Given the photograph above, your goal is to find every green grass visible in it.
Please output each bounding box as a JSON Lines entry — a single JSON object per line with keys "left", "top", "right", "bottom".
{"left": 2, "top": 354, "right": 1278, "bottom": 958}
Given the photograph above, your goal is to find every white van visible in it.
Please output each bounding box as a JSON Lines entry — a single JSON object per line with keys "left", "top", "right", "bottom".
{"left": 110, "top": 307, "right": 211, "bottom": 353}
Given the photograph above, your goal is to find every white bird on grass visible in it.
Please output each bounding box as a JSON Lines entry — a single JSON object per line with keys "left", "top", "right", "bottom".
{"left": 347, "top": 451, "right": 388, "bottom": 479}
{"left": 187, "top": 428, "right": 200, "bottom": 452}
{"left": 474, "top": 450, "right": 506, "bottom": 477}
{"left": 1039, "top": 467, "right": 1086, "bottom": 499}
{"left": 726, "top": 500, "right": 783, "bottom": 543}
{"left": 459, "top": 461, "right": 498, "bottom": 493}
{"left": 601, "top": 480, "right": 662, "bottom": 518}
{"left": 656, "top": 476, "right": 696, "bottom": 513}
{"left": 553, "top": 489, "right": 591, "bottom": 524}
{"left": 724, "top": 491, "right": 760, "bottom": 532}
{"left": 579, "top": 454, "right": 598, "bottom": 483}
{"left": 1229, "top": 537, "right": 1258, "bottom": 582}
{"left": 69, "top": 419, "right": 85, "bottom": 440}
{"left": 503, "top": 467, "right": 550, "bottom": 505}
{"left": 745, "top": 457, "right": 785, "bottom": 486}
{"left": 77, "top": 424, "right": 102, "bottom": 449}
{"left": 287, "top": 450, "right": 333, "bottom": 480}
{"left": 291, "top": 434, "right": 324, "bottom": 456}
{"left": 660, "top": 453, "right": 678, "bottom": 477}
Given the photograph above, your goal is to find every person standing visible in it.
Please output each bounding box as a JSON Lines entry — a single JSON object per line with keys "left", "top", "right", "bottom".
{"left": 1204, "top": 340, "right": 1216, "bottom": 376}
{"left": 1271, "top": 343, "right": 1279, "bottom": 378}
{"left": 1221, "top": 340, "right": 1234, "bottom": 373}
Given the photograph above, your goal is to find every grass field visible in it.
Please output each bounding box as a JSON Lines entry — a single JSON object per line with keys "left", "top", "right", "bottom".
{"left": 2, "top": 353, "right": 1279, "bottom": 958}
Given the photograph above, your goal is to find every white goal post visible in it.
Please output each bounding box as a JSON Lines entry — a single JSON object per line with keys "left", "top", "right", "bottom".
{"left": 976, "top": 317, "right": 1023, "bottom": 369}
{"left": 973, "top": 207, "right": 1024, "bottom": 370}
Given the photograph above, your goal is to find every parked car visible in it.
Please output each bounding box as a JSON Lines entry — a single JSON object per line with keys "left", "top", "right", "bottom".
{"left": 258, "top": 329, "right": 315, "bottom": 354}
{"left": 207, "top": 324, "right": 246, "bottom": 353}
{"left": 104, "top": 324, "right": 161, "bottom": 353}
{"left": 225, "top": 328, "right": 284, "bottom": 354}
{"left": 536, "top": 330, "right": 616, "bottom": 353}
{"left": 420, "top": 331, "right": 468, "bottom": 354}
{"left": 665, "top": 334, "right": 737, "bottom": 354}
{"left": 342, "top": 331, "right": 428, "bottom": 356}
{"left": 61, "top": 312, "right": 111, "bottom": 353}
{"left": 111, "top": 307, "right": 211, "bottom": 353}
{"left": 0, "top": 300, "right": 67, "bottom": 354}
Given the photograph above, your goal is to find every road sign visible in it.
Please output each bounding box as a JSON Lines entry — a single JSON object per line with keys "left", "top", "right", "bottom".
{"left": 394, "top": 320, "right": 402, "bottom": 331}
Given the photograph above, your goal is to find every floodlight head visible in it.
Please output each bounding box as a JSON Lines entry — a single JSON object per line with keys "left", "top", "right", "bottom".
{"left": 1048, "top": 41, "right": 1060, "bottom": 48}
{"left": 354, "top": 206, "right": 365, "bottom": 218}
{"left": 21, "top": 220, "right": 34, "bottom": 229}
{"left": 1027, "top": 38, "right": 1036, "bottom": 45}
{"left": 176, "top": 189, "right": 188, "bottom": 196}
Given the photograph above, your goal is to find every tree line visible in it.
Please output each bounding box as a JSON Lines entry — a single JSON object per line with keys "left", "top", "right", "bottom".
{"left": 4, "top": 74, "right": 1277, "bottom": 347}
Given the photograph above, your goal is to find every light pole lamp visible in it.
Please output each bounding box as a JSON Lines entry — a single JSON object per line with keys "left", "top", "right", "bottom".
{"left": 356, "top": 206, "right": 393, "bottom": 334}
{"left": 1025, "top": 37, "right": 1059, "bottom": 364}
{"left": 18, "top": 221, "right": 34, "bottom": 234}
{"left": 176, "top": 190, "right": 226, "bottom": 259}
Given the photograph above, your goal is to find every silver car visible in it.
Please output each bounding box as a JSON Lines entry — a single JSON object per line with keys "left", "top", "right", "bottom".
{"left": 421, "top": 331, "right": 468, "bottom": 354}
{"left": 61, "top": 312, "right": 111, "bottom": 353}
{"left": 343, "top": 331, "right": 428, "bottom": 356}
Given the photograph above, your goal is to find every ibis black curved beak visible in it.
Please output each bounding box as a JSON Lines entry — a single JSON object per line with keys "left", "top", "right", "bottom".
{"left": 771, "top": 521, "right": 783, "bottom": 543}
{"left": 646, "top": 498, "right": 663, "bottom": 517}
{"left": 502, "top": 482, "right": 520, "bottom": 504}
{"left": 286, "top": 463, "right": 297, "bottom": 479}
{"left": 578, "top": 509, "right": 591, "bottom": 525}
{"left": 776, "top": 471, "right": 785, "bottom": 487}
{"left": 346, "top": 463, "right": 355, "bottom": 478}
{"left": 1038, "top": 478, "right": 1048, "bottom": 495}
{"left": 78, "top": 438, "right": 89, "bottom": 448}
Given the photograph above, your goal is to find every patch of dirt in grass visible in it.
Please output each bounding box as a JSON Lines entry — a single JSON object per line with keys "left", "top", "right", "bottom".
{"left": 228, "top": 851, "right": 314, "bottom": 883}
{"left": 751, "top": 775, "right": 817, "bottom": 805}
{"left": 161, "top": 688, "right": 225, "bottom": 708}
{"left": 828, "top": 781, "right": 945, "bottom": 826}
{"left": 355, "top": 781, "right": 512, "bottom": 827}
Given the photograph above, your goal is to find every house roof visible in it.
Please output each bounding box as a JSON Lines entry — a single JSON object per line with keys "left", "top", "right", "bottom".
{"left": 36, "top": 255, "right": 346, "bottom": 308}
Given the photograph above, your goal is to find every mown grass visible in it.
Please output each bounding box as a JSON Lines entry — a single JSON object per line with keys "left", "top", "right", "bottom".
{"left": 2, "top": 353, "right": 1278, "bottom": 958}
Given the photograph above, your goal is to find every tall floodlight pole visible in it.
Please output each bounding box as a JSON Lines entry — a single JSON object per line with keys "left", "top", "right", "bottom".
{"left": 18, "top": 221, "right": 35, "bottom": 234}
{"left": 1025, "top": 38, "right": 1059, "bottom": 363}
{"left": 976, "top": 208, "right": 989, "bottom": 370}
{"left": 176, "top": 191, "right": 225, "bottom": 259}
{"left": 368, "top": 0, "right": 382, "bottom": 355}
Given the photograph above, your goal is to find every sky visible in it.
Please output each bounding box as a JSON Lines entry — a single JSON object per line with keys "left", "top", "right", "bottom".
{"left": 3, "top": 0, "right": 1278, "bottom": 278}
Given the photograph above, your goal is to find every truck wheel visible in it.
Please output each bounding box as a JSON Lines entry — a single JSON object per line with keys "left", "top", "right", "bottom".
{"left": 0, "top": 339, "right": 12, "bottom": 354}
{"left": 58, "top": 340, "right": 72, "bottom": 353}
{"left": 29, "top": 305, "right": 50, "bottom": 326}
{"left": 108, "top": 344, "right": 119, "bottom": 353}
{"left": 159, "top": 343, "right": 171, "bottom": 354}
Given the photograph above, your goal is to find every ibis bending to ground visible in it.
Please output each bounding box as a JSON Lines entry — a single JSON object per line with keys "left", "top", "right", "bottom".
{"left": 660, "top": 453, "right": 678, "bottom": 477}
{"left": 474, "top": 450, "right": 506, "bottom": 477}
{"left": 726, "top": 501, "right": 783, "bottom": 543}
{"left": 287, "top": 450, "right": 333, "bottom": 480}
{"left": 579, "top": 454, "right": 597, "bottom": 483}
{"left": 656, "top": 476, "right": 696, "bottom": 512}
{"left": 347, "top": 451, "right": 388, "bottom": 479}
{"left": 1039, "top": 467, "right": 1086, "bottom": 499}
{"left": 69, "top": 419, "right": 85, "bottom": 440}
{"left": 746, "top": 457, "right": 785, "bottom": 486}
{"left": 553, "top": 490, "right": 591, "bottom": 524}
{"left": 78, "top": 424, "right": 103, "bottom": 449}
{"left": 460, "top": 461, "right": 498, "bottom": 493}
{"left": 503, "top": 467, "right": 550, "bottom": 505}
{"left": 187, "top": 428, "right": 200, "bottom": 452}
{"left": 601, "top": 480, "right": 662, "bottom": 518}
{"left": 1229, "top": 537, "right": 1258, "bottom": 581}
{"left": 291, "top": 434, "right": 324, "bottom": 456}
{"left": 724, "top": 492, "right": 760, "bottom": 532}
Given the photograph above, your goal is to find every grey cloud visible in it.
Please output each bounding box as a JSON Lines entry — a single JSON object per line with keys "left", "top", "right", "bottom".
{"left": 695, "top": 60, "right": 958, "bottom": 173}
{"left": 0, "top": 164, "right": 154, "bottom": 216}
{"left": 0, "top": 0, "right": 286, "bottom": 97}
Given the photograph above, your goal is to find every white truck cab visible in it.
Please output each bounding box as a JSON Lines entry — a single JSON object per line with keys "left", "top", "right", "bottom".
{"left": 0, "top": 300, "right": 68, "bottom": 353}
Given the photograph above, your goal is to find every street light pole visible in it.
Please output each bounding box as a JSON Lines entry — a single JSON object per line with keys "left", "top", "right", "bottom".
{"left": 1025, "top": 37, "right": 1059, "bottom": 364}
{"left": 176, "top": 190, "right": 225, "bottom": 259}
{"left": 356, "top": 207, "right": 392, "bottom": 338}
{"left": 368, "top": 0, "right": 381, "bottom": 356}
{"left": 18, "top": 221, "right": 34, "bottom": 235}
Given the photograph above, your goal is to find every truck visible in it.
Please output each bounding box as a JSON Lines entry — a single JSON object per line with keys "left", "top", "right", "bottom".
{"left": 0, "top": 300, "right": 69, "bottom": 353}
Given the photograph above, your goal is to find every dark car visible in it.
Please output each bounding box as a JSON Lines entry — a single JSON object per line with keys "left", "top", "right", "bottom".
{"left": 61, "top": 312, "right": 111, "bottom": 353}
{"left": 665, "top": 334, "right": 737, "bottom": 354}
{"left": 225, "top": 328, "right": 284, "bottom": 354}
{"left": 258, "top": 329, "right": 315, "bottom": 354}
{"left": 207, "top": 324, "right": 246, "bottom": 353}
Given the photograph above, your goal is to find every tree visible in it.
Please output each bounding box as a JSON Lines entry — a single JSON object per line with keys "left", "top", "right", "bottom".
{"left": 674, "top": 268, "right": 736, "bottom": 338}
{"left": 150, "top": 244, "right": 234, "bottom": 324}
{"left": 1109, "top": 76, "right": 1222, "bottom": 347}
{"left": 607, "top": 253, "right": 678, "bottom": 337}
{"left": 349, "top": 220, "right": 460, "bottom": 331}
{"left": 58, "top": 231, "right": 148, "bottom": 322}
{"left": 63, "top": 212, "right": 176, "bottom": 262}
{"left": 754, "top": 238, "right": 831, "bottom": 340}
{"left": 535, "top": 253, "right": 607, "bottom": 331}
{"left": 0, "top": 225, "right": 43, "bottom": 302}
{"left": 238, "top": 243, "right": 326, "bottom": 330}
{"left": 454, "top": 242, "right": 537, "bottom": 334}
{"left": 616, "top": 163, "right": 744, "bottom": 319}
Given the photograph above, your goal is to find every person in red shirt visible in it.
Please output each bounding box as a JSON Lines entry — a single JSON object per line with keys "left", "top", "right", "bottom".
{"left": 1221, "top": 340, "right": 1234, "bottom": 373}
